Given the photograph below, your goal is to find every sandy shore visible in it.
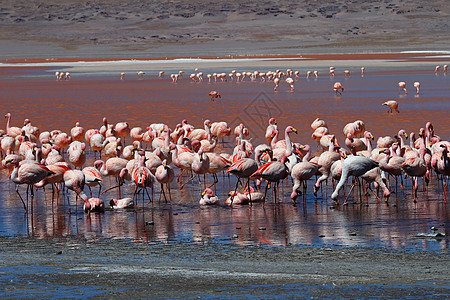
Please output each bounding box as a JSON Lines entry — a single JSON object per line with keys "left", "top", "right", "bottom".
{"left": 1, "top": 236, "right": 448, "bottom": 298}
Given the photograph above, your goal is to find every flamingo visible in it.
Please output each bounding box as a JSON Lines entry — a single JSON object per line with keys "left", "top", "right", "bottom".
{"left": 273, "top": 78, "right": 280, "bottom": 91}
{"left": 383, "top": 100, "right": 399, "bottom": 113}
{"left": 159, "top": 71, "right": 164, "bottom": 77}
{"left": 208, "top": 91, "right": 221, "bottom": 101}
{"left": 155, "top": 159, "right": 174, "bottom": 202}
{"left": 63, "top": 169, "right": 88, "bottom": 211}
{"left": 250, "top": 151, "right": 289, "bottom": 202}
{"left": 70, "top": 122, "right": 85, "bottom": 142}
{"left": 137, "top": 71, "right": 145, "bottom": 78}
{"left": 120, "top": 72, "right": 125, "bottom": 80}
{"left": 131, "top": 153, "right": 156, "bottom": 203}
{"left": 82, "top": 166, "right": 103, "bottom": 197}
{"left": 398, "top": 81, "right": 407, "bottom": 94}
{"left": 84, "top": 198, "right": 105, "bottom": 213}
{"left": 344, "top": 70, "right": 351, "bottom": 77}
{"left": 361, "top": 67, "right": 365, "bottom": 76}
{"left": 110, "top": 197, "right": 134, "bottom": 209}
{"left": 414, "top": 81, "right": 420, "bottom": 95}
{"left": 311, "top": 118, "right": 327, "bottom": 131}
{"left": 265, "top": 118, "right": 278, "bottom": 144}
{"left": 4, "top": 113, "right": 22, "bottom": 138}
{"left": 199, "top": 188, "right": 220, "bottom": 205}
{"left": 331, "top": 155, "right": 379, "bottom": 205}
{"left": 285, "top": 78, "right": 294, "bottom": 91}
{"left": 290, "top": 145, "right": 320, "bottom": 203}
{"left": 115, "top": 122, "right": 130, "bottom": 142}
{"left": 333, "top": 82, "right": 344, "bottom": 95}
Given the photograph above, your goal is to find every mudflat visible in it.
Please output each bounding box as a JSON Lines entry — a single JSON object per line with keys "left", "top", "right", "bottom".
{"left": 1, "top": 236, "right": 448, "bottom": 298}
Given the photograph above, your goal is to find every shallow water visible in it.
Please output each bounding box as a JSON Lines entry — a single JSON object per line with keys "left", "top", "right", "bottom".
{"left": 0, "top": 62, "right": 448, "bottom": 252}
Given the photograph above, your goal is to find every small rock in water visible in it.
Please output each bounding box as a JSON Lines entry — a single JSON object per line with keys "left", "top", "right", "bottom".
{"left": 416, "top": 227, "right": 446, "bottom": 239}
{"left": 259, "top": 227, "right": 266, "bottom": 231}
{"left": 146, "top": 221, "right": 154, "bottom": 226}
{"left": 319, "top": 235, "right": 325, "bottom": 238}
{"left": 232, "top": 234, "right": 239, "bottom": 239}
{"left": 350, "top": 232, "right": 357, "bottom": 236}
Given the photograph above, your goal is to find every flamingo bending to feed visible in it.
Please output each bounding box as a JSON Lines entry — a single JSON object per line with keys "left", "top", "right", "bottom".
{"left": 383, "top": 100, "right": 399, "bottom": 113}
{"left": 414, "top": 82, "right": 420, "bottom": 95}
{"left": 200, "top": 188, "right": 220, "bottom": 205}
{"left": 333, "top": 82, "right": 344, "bottom": 95}
{"left": 398, "top": 81, "right": 407, "bottom": 94}
{"left": 208, "top": 91, "right": 221, "bottom": 101}
{"left": 331, "top": 155, "right": 379, "bottom": 205}
{"left": 110, "top": 197, "right": 134, "bottom": 209}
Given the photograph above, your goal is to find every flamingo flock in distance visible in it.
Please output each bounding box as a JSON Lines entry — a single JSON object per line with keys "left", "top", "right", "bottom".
{"left": 1, "top": 109, "right": 449, "bottom": 215}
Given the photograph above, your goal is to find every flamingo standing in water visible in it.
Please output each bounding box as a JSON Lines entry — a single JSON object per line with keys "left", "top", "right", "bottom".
{"left": 333, "top": 82, "right": 344, "bottom": 95}
{"left": 382, "top": 100, "right": 399, "bottom": 113}
{"left": 4, "top": 113, "right": 22, "bottom": 138}
{"left": 155, "top": 159, "right": 175, "bottom": 202}
{"left": 414, "top": 82, "right": 420, "bottom": 95}
{"left": 4, "top": 157, "right": 53, "bottom": 210}
{"left": 286, "top": 78, "right": 294, "bottom": 91}
{"left": 331, "top": 155, "right": 379, "bottom": 205}
{"left": 273, "top": 78, "right": 280, "bottom": 91}
{"left": 398, "top": 81, "right": 407, "bottom": 94}
{"left": 208, "top": 91, "right": 221, "bottom": 101}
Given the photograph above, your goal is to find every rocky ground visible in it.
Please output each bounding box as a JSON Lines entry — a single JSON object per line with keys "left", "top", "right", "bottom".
{"left": 0, "top": 0, "right": 449, "bottom": 58}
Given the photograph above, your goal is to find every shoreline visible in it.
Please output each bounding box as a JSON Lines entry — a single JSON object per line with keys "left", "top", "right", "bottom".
{"left": 1, "top": 52, "right": 449, "bottom": 65}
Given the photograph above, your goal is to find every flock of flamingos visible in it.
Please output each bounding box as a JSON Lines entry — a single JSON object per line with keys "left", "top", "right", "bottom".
{"left": 2, "top": 64, "right": 449, "bottom": 215}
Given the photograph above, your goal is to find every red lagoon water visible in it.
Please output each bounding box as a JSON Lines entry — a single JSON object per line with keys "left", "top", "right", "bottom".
{"left": 0, "top": 68, "right": 448, "bottom": 251}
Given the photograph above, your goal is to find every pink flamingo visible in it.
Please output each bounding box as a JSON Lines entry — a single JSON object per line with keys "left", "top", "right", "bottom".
{"left": 414, "top": 81, "right": 420, "bottom": 95}
{"left": 110, "top": 197, "right": 134, "bottom": 209}
{"left": 382, "top": 100, "right": 399, "bottom": 113}
{"left": 82, "top": 166, "right": 103, "bottom": 197}
{"left": 333, "top": 82, "right": 344, "bottom": 95}
{"left": 63, "top": 169, "right": 88, "bottom": 212}
{"left": 250, "top": 151, "right": 289, "bottom": 202}
{"left": 265, "top": 118, "right": 278, "bottom": 144}
{"left": 273, "top": 78, "right": 280, "bottom": 91}
{"left": 208, "top": 91, "right": 221, "bottom": 101}
{"left": 285, "top": 78, "right": 294, "bottom": 91}
{"left": 398, "top": 81, "right": 407, "bottom": 94}
{"left": 4, "top": 113, "right": 22, "bottom": 138}
{"left": 155, "top": 159, "right": 175, "bottom": 202}
{"left": 200, "top": 188, "right": 220, "bottom": 205}
{"left": 131, "top": 153, "right": 155, "bottom": 203}
{"left": 84, "top": 198, "right": 105, "bottom": 213}
{"left": 70, "top": 122, "right": 85, "bottom": 142}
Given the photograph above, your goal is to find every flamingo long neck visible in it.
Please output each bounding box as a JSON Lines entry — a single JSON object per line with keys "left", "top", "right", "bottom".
{"left": 6, "top": 114, "right": 11, "bottom": 134}
{"left": 303, "top": 147, "right": 311, "bottom": 162}
{"left": 410, "top": 133, "right": 415, "bottom": 149}
{"left": 365, "top": 136, "right": 373, "bottom": 152}
{"left": 10, "top": 164, "right": 20, "bottom": 184}
{"left": 270, "top": 130, "right": 279, "bottom": 149}
{"left": 399, "top": 135, "right": 406, "bottom": 148}
{"left": 329, "top": 140, "right": 336, "bottom": 152}
{"left": 204, "top": 123, "right": 211, "bottom": 135}
{"left": 164, "top": 130, "right": 170, "bottom": 149}
{"left": 285, "top": 130, "right": 293, "bottom": 154}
